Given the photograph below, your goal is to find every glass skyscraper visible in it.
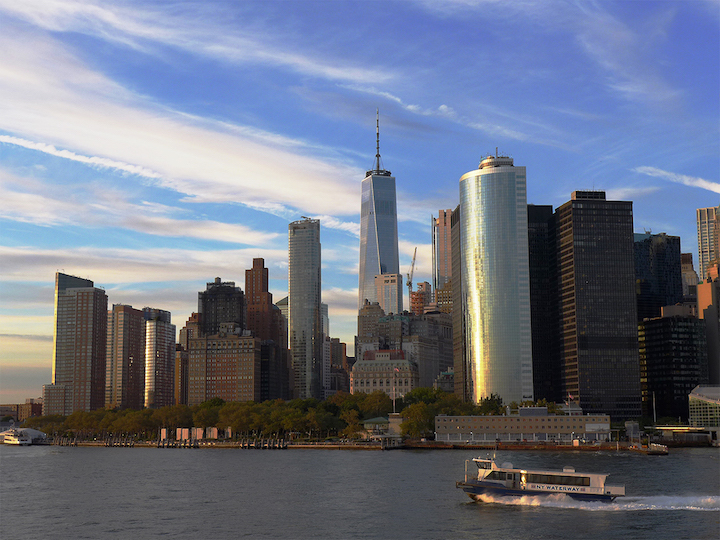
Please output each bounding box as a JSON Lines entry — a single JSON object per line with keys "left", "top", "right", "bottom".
{"left": 458, "top": 155, "right": 533, "bottom": 404}
{"left": 358, "top": 114, "right": 400, "bottom": 312}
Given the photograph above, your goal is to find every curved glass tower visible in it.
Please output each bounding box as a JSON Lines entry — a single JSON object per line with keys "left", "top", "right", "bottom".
{"left": 459, "top": 155, "right": 533, "bottom": 404}
{"left": 358, "top": 113, "right": 400, "bottom": 312}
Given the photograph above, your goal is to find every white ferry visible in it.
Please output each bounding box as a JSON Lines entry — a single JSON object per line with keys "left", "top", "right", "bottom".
{"left": 456, "top": 457, "right": 625, "bottom": 502}
{"left": 1, "top": 429, "right": 32, "bottom": 446}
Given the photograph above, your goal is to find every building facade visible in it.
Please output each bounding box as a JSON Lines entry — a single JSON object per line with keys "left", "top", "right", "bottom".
{"left": 551, "top": 191, "right": 640, "bottom": 419}
{"left": 432, "top": 209, "right": 453, "bottom": 296}
{"left": 374, "top": 273, "right": 403, "bottom": 315}
{"left": 144, "top": 308, "right": 176, "bottom": 409}
{"left": 289, "top": 217, "right": 323, "bottom": 399}
{"left": 458, "top": 154, "right": 533, "bottom": 404}
{"left": 697, "top": 206, "right": 719, "bottom": 281}
{"left": 198, "top": 277, "right": 245, "bottom": 337}
{"left": 634, "top": 232, "right": 683, "bottom": 321}
{"left": 43, "top": 272, "right": 108, "bottom": 416}
{"left": 105, "top": 304, "right": 146, "bottom": 410}
{"left": 350, "top": 350, "right": 419, "bottom": 399}
{"left": 358, "top": 114, "right": 400, "bottom": 309}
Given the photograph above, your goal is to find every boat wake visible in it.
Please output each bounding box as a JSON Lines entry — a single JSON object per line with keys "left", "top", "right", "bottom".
{"left": 474, "top": 494, "right": 720, "bottom": 511}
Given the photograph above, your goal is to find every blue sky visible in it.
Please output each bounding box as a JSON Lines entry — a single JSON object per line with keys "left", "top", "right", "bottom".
{"left": 1, "top": 0, "right": 718, "bottom": 403}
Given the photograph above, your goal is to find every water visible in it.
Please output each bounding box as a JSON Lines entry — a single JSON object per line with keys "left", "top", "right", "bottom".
{"left": 1, "top": 446, "right": 718, "bottom": 539}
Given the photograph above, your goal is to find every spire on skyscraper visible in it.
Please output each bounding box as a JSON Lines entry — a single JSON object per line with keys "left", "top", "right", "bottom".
{"left": 368, "top": 109, "right": 391, "bottom": 177}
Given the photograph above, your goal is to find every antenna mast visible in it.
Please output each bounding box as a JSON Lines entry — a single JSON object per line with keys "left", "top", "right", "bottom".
{"left": 375, "top": 108, "right": 381, "bottom": 172}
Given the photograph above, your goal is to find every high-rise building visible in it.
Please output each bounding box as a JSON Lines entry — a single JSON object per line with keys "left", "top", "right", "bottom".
{"left": 458, "top": 154, "right": 533, "bottom": 404}
{"left": 105, "top": 304, "right": 145, "bottom": 410}
{"left": 432, "top": 210, "right": 453, "bottom": 295}
{"left": 198, "top": 277, "right": 245, "bottom": 337}
{"left": 358, "top": 112, "right": 400, "bottom": 310}
{"left": 288, "top": 217, "right": 323, "bottom": 399}
{"left": 697, "top": 206, "right": 719, "bottom": 281}
{"left": 639, "top": 308, "right": 708, "bottom": 421}
{"left": 698, "top": 277, "right": 720, "bottom": 384}
{"left": 450, "top": 205, "right": 468, "bottom": 400}
{"left": 527, "top": 204, "right": 556, "bottom": 403}
{"left": 43, "top": 272, "right": 108, "bottom": 416}
{"left": 375, "top": 273, "right": 403, "bottom": 315}
{"left": 245, "top": 258, "right": 291, "bottom": 401}
{"left": 551, "top": 191, "right": 640, "bottom": 419}
{"left": 144, "top": 308, "right": 175, "bottom": 409}
{"left": 187, "top": 323, "right": 262, "bottom": 405}
{"left": 681, "top": 253, "right": 700, "bottom": 302}
{"left": 410, "top": 281, "right": 432, "bottom": 315}
{"left": 634, "top": 233, "right": 683, "bottom": 321}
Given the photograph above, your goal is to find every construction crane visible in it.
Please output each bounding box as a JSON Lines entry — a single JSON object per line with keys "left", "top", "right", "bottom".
{"left": 406, "top": 247, "right": 417, "bottom": 311}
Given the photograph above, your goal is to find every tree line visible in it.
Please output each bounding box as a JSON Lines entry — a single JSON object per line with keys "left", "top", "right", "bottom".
{"left": 22, "top": 388, "right": 525, "bottom": 440}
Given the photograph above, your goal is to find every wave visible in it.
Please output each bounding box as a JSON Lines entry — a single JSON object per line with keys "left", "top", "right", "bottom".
{"left": 474, "top": 493, "right": 720, "bottom": 511}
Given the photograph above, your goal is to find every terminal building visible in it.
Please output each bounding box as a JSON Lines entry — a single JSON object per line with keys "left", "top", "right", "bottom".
{"left": 435, "top": 407, "right": 611, "bottom": 443}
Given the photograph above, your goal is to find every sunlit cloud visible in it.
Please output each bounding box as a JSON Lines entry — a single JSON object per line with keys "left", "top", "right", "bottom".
{"left": 605, "top": 186, "right": 662, "bottom": 201}
{"left": 633, "top": 166, "right": 720, "bottom": 194}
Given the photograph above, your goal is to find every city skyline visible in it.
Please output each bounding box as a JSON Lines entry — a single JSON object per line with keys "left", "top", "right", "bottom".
{"left": 1, "top": 0, "right": 718, "bottom": 402}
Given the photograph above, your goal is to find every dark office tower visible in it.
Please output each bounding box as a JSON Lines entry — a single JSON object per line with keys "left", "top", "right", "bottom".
{"left": 450, "top": 205, "right": 469, "bottom": 401}
{"left": 289, "top": 217, "right": 323, "bottom": 400}
{"left": 245, "top": 258, "right": 290, "bottom": 400}
{"left": 681, "top": 253, "right": 699, "bottom": 302}
{"left": 634, "top": 233, "right": 683, "bottom": 321}
{"left": 527, "top": 204, "right": 557, "bottom": 403}
{"left": 698, "top": 277, "right": 720, "bottom": 384}
{"left": 551, "top": 191, "right": 640, "bottom": 419}
{"left": 43, "top": 272, "right": 108, "bottom": 416}
{"left": 639, "top": 309, "right": 708, "bottom": 421}
{"left": 358, "top": 111, "right": 400, "bottom": 311}
{"left": 432, "top": 209, "right": 453, "bottom": 294}
{"left": 106, "top": 304, "right": 145, "bottom": 410}
{"left": 198, "top": 277, "right": 245, "bottom": 336}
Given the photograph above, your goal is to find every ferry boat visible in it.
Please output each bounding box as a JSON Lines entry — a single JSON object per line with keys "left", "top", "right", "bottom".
{"left": 456, "top": 457, "right": 625, "bottom": 502}
{"left": 1, "top": 429, "right": 32, "bottom": 446}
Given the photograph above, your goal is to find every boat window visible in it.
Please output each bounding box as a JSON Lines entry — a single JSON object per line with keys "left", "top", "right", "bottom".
{"left": 526, "top": 474, "right": 590, "bottom": 486}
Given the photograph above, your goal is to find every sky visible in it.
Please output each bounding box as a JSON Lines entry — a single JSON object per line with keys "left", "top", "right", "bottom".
{"left": 0, "top": 0, "right": 718, "bottom": 403}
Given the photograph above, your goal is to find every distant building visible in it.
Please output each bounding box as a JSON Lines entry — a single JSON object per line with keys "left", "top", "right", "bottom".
{"left": 634, "top": 232, "right": 682, "bottom": 321}
{"left": 187, "top": 323, "right": 261, "bottom": 404}
{"left": 688, "top": 385, "right": 720, "bottom": 430}
{"left": 410, "top": 281, "right": 431, "bottom": 316}
{"left": 105, "top": 304, "right": 146, "bottom": 410}
{"left": 638, "top": 310, "right": 708, "bottom": 421}
{"left": 435, "top": 409, "right": 611, "bottom": 443}
{"left": 457, "top": 154, "right": 533, "bottom": 405}
{"left": 698, "top": 277, "right": 720, "bottom": 384}
{"left": 198, "top": 277, "right": 245, "bottom": 337}
{"left": 434, "top": 367, "right": 454, "bottom": 393}
{"left": 350, "top": 349, "right": 419, "bottom": 399}
{"left": 432, "top": 209, "right": 453, "bottom": 296}
{"left": 697, "top": 206, "right": 719, "bottom": 281}
{"left": 43, "top": 272, "right": 107, "bottom": 416}
{"left": 681, "top": 253, "right": 700, "bottom": 302}
{"left": 550, "top": 191, "right": 640, "bottom": 420}
{"left": 144, "top": 308, "right": 175, "bottom": 409}
{"left": 358, "top": 113, "right": 400, "bottom": 311}
{"left": 375, "top": 273, "right": 403, "bottom": 315}
{"left": 289, "top": 217, "right": 323, "bottom": 399}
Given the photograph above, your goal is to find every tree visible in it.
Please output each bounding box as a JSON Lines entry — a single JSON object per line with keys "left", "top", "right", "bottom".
{"left": 400, "top": 402, "right": 435, "bottom": 438}
{"left": 340, "top": 409, "right": 363, "bottom": 439}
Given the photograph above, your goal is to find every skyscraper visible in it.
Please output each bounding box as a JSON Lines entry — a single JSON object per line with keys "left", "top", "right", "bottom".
{"left": 198, "top": 277, "right": 245, "bottom": 336}
{"left": 358, "top": 112, "right": 400, "bottom": 310}
{"left": 458, "top": 154, "right": 533, "bottom": 404}
{"left": 289, "top": 217, "right": 323, "bottom": 399}
{"left": 697, "top": 206, "right": 719, "bottom": 281}
{"left": 375, "top": 273, "right": 403, "bottom": 315}
{"left": 634, "top": 232, "right": 682, "bottom": 321}
{"left": 43, "top": 272, "right": 108, "bottom": 415}
{"left": 106, "top": 304, "right": 145, "bottom": 410}
{"left": 551, "top": 191, "right": 640, "bottom": 419}
{"left": 144, "top": 308, "right": 175, "bottom": 409}
{"left": 432, "top": 209, "right": 453, "bottom": 294}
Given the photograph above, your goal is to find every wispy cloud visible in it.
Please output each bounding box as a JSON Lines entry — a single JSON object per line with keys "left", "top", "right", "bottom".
{"left": 0, "top": 28, "right": 362, "bottom": 217}
{"left": 0, "top": 168, "right": 281, "bottom": 245}
{"left": 605, "top": 186, "right": 661, "bottom": 201}
{"left": 633, "top": 166, "right": 720, "bottom": 194}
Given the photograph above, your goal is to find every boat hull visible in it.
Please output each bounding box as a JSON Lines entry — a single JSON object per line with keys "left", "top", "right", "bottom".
{"left": 456, "top": 481, "right": 618, "bottom": 502}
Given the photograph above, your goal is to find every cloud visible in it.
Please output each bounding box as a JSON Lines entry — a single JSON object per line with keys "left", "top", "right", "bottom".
{"left": 0, "top": 27, "right": 363, "bottom": 218}
{"left": 0, "top": 0, "right": 392, "bottom": 85}
{"left": 605, "top": 186, "right": 661, "bottom": 201}
{"left": 0, "top": 168, "right": 281, "bottom": 245}
{"left": 633, "top": 166, "right": 720, "bottom": 194}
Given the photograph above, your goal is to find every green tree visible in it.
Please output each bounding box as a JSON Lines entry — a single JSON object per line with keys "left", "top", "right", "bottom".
{"left": 400, "top": 402, "right": 435, "bottom": 438}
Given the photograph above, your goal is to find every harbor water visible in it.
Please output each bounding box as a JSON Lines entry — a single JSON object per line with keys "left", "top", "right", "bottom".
{"left": 1, "top": 445, "right": 718, "bottom": 539}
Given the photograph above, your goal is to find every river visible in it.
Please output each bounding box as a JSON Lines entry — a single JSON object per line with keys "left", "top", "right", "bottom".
{"left": 1, "top": 445, "right": 718, "bottom": 539}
